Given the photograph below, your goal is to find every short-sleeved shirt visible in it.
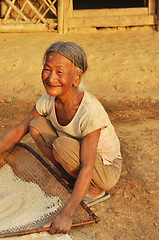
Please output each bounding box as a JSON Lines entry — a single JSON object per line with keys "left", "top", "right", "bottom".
{"left": 36, "top": 91, "right": 122, "bottom": 165}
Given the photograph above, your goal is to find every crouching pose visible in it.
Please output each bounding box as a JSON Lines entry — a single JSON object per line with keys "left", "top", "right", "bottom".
{"left": 0, "top": 41, "right": 122, "bottom": 234}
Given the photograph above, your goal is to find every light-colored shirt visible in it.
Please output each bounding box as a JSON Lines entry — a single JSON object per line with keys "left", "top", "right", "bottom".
{"left": 36, "top": 91, "right": 122, "bottom": 165}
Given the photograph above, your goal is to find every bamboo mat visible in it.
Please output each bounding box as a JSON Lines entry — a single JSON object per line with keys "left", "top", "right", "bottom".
{"left": 0, "top": 143, "right": 99, "bottom": 238}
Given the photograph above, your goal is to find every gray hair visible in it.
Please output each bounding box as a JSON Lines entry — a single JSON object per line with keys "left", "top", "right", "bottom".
{"left": 43, "top": 41, "right": 88, "bottom": 73}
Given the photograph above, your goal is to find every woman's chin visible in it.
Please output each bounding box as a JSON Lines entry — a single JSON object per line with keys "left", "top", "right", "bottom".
{"left": 45, "top": 87, "right": 61, "bottom": 96}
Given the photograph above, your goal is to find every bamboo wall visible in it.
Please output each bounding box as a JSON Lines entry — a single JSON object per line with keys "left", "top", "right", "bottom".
{"left": 0, "top": 0, "right": 158, "bottom": 33}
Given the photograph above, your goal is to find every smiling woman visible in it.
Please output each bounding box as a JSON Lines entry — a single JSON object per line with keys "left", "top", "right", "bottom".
{"left": 42, "top": 52, "right": 82, "bottom": 100}
{"left": 0, "top": 41, "right": 122, "bottom": 235}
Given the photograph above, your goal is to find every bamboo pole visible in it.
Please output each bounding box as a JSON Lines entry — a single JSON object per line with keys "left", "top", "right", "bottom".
{"left": 36, "top": 0, "right": 57, "bottom": 24}
{"left": 0, "top": 23, "right": 57, "bottom": 32}
{"left": 4, "top": 0, "right": 29, "bottom": 22}
{"left": 31, "top": 2, "right": 45, "bottom": 23}
{"left": 25, "top": 0, "right": 47, "bottom": 24}
{"left": 0, "top": 227, "right": 50, "bottom": 238}
{"left": 16, "top": 1, "right": 27, "bottom": 21}
{"left": 4, "top": 0, "right": 16, "bottom": 20}
{"left": 47, "top": 0, "right": 57, "bottom": 16}
{"left": 0, "top": 219, "right": 98, "bottom": 238}
{"left": 58, "top": 0, "right": 64, "bottom": 34}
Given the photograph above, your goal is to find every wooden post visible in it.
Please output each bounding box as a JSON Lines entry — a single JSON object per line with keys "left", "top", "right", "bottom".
{"left": 63, "top": 0, "right": 68, "bottom": 34}
{"left": 58, "top": 0, "right": 64, "bottom": 34}
{"left": 63, "top": 0, "right": 73, "bottom": 34}
{"left": 157, "top": 0, "right": 159, "bottom": 31}
{"left": 67, "top": 0, "right": 73, "bottom": 18}
{"left": 148, "top": 0, "right": 156, "bottom": 15}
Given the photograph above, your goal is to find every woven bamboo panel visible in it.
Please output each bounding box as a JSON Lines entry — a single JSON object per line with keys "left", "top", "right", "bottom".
{"left": 0, "top": 143, "right": 99, "bottom": 237}
{"left": 0, "top": 0, "right": 57, "bottom": 30}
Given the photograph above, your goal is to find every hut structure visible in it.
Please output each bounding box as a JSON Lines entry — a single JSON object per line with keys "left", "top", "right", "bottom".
{"left": 0, "top": 0, "right": 159, "bottom": 33}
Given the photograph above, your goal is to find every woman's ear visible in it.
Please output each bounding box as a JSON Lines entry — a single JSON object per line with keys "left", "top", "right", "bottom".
{"left": 73, "top": 69, "right": 83, "bottom": 87}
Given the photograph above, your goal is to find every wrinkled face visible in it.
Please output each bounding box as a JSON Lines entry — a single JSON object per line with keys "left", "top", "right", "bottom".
{"left": 42, "top": 52, "right": 80, "bottom": 97}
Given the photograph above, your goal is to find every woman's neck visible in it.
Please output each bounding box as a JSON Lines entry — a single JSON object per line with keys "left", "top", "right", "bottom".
{"left": 55, "top": 88, "right": 84, "bottom": 108}
{"left": 54, "top": 89, "right": 84, "bottom": 126}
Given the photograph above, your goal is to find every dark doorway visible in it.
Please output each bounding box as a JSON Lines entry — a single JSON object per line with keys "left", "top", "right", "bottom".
{"left": 73, "top": 0, "right": 148, "bottom": 10}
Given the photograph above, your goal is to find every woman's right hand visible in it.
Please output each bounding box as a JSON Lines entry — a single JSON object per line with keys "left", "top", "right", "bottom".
{"left": 0, "top": 106, "right": 40, "bottom": 154}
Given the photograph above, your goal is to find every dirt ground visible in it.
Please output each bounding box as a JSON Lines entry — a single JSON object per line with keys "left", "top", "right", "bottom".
{"left": 0, "top": 26, "right": 159, "bottom": 240}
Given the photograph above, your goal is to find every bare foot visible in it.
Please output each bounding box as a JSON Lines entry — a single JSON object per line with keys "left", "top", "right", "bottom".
{"left": 83, "top": 183, "right": 105, "bottom": 204}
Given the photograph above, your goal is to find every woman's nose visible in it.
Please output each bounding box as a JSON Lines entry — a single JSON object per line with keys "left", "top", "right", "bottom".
{"left": 48, "top": 71, "right": 57, "bottom": 82}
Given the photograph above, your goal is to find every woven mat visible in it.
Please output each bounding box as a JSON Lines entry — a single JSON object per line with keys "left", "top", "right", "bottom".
{"left": 0, "top": 143, "right": 99, "bottom": 237}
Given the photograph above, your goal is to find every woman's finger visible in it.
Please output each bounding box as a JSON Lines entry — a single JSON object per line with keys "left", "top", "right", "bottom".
{"left": 43, "top": 219, "right": 53, "bottom": 228}
{"left": 49, "top": 225, "right": 58, "bottom": 235}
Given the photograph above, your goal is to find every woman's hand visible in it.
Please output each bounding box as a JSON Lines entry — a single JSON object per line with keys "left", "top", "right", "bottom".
{"left": 0, "top": 106, "right": 40, "bottom": 154}
{"left": 43, "top": 209, "right": 73, "bottom": 234}
{"left": 43, "top": 128, "right": 101, "bottom": 235}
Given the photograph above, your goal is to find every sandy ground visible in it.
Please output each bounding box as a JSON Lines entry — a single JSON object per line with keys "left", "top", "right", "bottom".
{"left": 0, "top": 26, "right": 159, "bottom": 240}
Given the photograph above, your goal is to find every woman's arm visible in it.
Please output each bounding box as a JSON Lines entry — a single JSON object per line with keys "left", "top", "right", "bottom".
{"left": 0, "top": 106, "right": 40, "bottom": 154}
{"left": 47, "top": 128, "right": 101, "bottom": 234}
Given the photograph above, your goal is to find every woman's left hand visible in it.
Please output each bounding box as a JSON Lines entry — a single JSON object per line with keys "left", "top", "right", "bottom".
{"left": 43, "top": 210, "right": 73, "bottom": 234}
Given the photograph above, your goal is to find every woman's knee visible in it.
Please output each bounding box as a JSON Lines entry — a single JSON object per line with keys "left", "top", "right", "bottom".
{"left": 52, "top": 136, "right": 80, "bottom": 171}
{"left": 29, "top": 116, "right": 57, "bottom": 148}
{"left": 29, "top": 125, "right": 39, "bottom": 140}
{"left": 91, "top": 155, "right": 121, "bottom": 191}
{"left": 29, "top": 117, "right": 43, "bottom": 137}
{"left": 29, "top": 116, "right": 44, "bottom": 128}
{"left": 29, "top": 126, "right": 45, "bottom": 148}
{"left": 53, "top": 136, "right": 80, "bottom": 160}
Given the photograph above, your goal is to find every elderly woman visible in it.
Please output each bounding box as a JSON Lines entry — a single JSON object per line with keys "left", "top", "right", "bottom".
{"left": 0, "top": 41, "right": 122, "bottom": 234}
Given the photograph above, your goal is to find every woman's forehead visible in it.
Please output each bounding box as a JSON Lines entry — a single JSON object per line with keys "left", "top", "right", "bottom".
{"left": 46, "top": 52, "right": 73, "bottom": 64}
{"left": 45, "top": 52, "right": 76, "bottom": 70}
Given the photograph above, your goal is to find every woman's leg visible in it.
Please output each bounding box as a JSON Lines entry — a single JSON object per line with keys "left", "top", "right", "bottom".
{"left": 52, "top": 136, "right": 105, "bottom": 198}
{"left": 29, "top": 116, "right": 63, "bottom": 170}
{"left": 52, "top": 135, "right": 81, "bottom": 179}
{"left": 53, "top": 135, "right": 122, "bottom": 190}
{"left": 92, "top": 156, "right": 122, "bottom": 191}
{"left": 29, "top": 117, "right": 122, "bottom": 198}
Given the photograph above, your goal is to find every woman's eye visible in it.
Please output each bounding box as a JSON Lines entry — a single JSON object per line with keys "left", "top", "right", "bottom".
{"left": 57, "top": 71, "right": 63, "bottom": 74}
{"left": 43, "top": 68, "right": 50, "bottom": 72}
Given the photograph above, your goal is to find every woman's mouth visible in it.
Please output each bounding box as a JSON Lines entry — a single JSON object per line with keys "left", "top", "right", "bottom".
{"left": 46, "top": 83, "right": 62, "bottom": 87}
